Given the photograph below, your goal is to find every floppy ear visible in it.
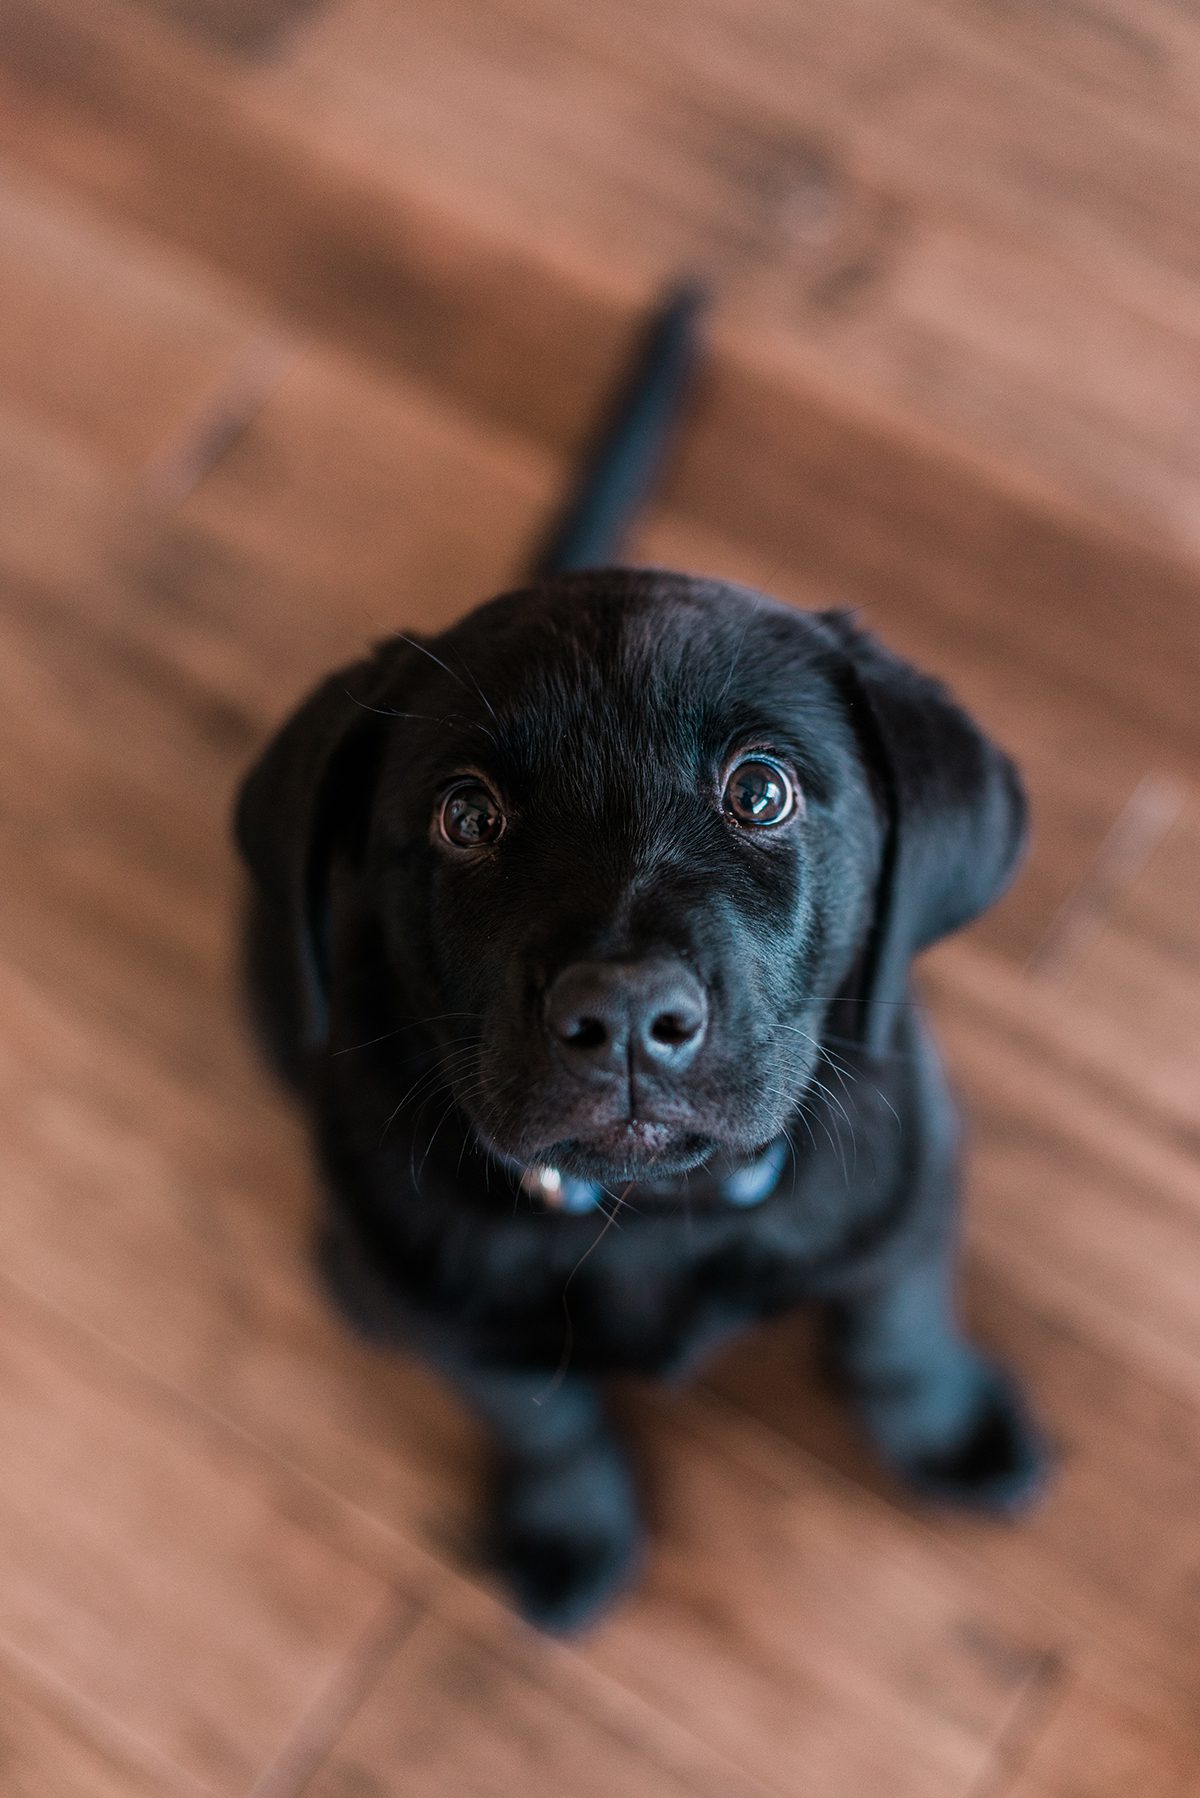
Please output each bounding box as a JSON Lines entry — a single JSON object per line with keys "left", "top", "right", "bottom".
{"left": 233, "top": 646, "right": 400, "bottom": 1052}
{"left": 819, "top": 612, "right": 1028, "bottom": 1057}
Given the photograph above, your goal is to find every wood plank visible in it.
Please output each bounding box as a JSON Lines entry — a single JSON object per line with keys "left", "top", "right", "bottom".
{"left": 2, "top": 0, "right": 1199, "bottom": 777}
{"left": 923, "top": 0, "right": 1200, "bottom": 132}
{"left": 0, "top": 1279, "right": 396, "bottom": 1797}
{"left": 303, "top": 1601, "right": 768, "bottom": 1798}
{"left": 0, "top": 0, "right": 619, "bottom": 475}
{"left": 0, "top": 407, "right": 367, "bottom": 746}
{"left": 176, "top": 344, "right": 555, "bottom": 621}
{"left": 0, "top": 1655, "right": 205, "bottom": 1798}
{"left": 0, "top": 160, "right": 259, "bottom": 470}
{"left": 708, "top": 1264, "right": 1200, "bottom": 1696}
{"left": 129, "top": 0, "right": 323, "bottom": 59}
{"left": 928, "top": 948, "right": 1200, "bottom": 1396}
{"left": 570, "top": 1396, "right": 1054, "bottom": 1798}
{"left": 264, "top": 0, "right": 1200, "bottom": 546}
{"left": 0, "top": 950, "right": 480, "bottom": 1559}
{"left": 433, "top": 0, "right": 1200, "bottom": 316}
{"left": 0, "top": 552, "right": 261, "bottom": 1075}
{"left": 1055, "top": 801, "right": 1200, "bottom": 1133}
{"left": 993, "top": 1649, "right": 1200, "bottom": 1798}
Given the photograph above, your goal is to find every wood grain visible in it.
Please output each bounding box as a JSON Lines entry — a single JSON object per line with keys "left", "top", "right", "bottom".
{"left": 0, "top": 1280, "right": 394, "bottom": 1796}
{"left": 3, "top": 0, "right": 1199, "bottom": 768}
{"left": 264, "top": 0, "right": 1200, "bottom": 542}
{"left": 0, "top": 1656, "right": 206, "bottom": 1798}
{"left": 129, "top": 0, "right": 322, "bottom": 59}
{"left": 572, "top": 1397, "right": 1054, "bottom": 1798}
{"left": 932, "top": 946, "right": 1200, "bottom": 1400}
{"left": 1059, "top": 802, "right": 1200, "bottom": 1134}
{"left": 0, "top": 163, "right": 258, "bottom": 471}
{"left": 708, "top": 1262, "right": 1200, "bottom": 1694}
{"left": 303, "top": 1602, "right": 770, "bottom": 1798}
{"left": 992, "top": 1649, "right": 1200, "bottom": 1798}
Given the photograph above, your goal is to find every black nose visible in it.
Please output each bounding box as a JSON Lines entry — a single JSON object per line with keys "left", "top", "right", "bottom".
{"left": 544, "top": 957, "right": 708, "bottom": 1078}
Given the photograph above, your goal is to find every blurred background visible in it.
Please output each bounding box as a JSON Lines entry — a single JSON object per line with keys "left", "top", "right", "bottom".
{"left": 1, "top": 0, "right": 1198, "bottom": 1793}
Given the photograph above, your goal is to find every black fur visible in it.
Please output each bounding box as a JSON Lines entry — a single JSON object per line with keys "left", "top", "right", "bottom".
{"left": 235, "top": 568, "right": 1048, "bottom": 1631}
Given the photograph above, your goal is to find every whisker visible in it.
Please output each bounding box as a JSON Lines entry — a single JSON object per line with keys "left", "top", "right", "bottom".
{"left": 807, "top": 994, "right": 920, "bottom": 1008}
{"left": 805, "top": 1074, "right": 857, "bottom": 1179}
{"left": 533, "top": 1186, "right": 631, "bottom": 1405}
{"left": 414, "top": 1084, "right": 486, "bottom": 1188}
{"left": 793, "top": 1091, "right": 849, "bottom": 1182}
{"left": 342, "top": 690, "right": 495, "bottom": 741}
{"left": 390, "top": 630, "right": 501, "bottom": 727}
{"left": 774, "top": 1021, "right": 904, "bottom": 1145}
{"left": 820, "top": 1029, "right": 913, "bottom": 1063}
{"left": 379, "top": 1046, "right": 479, "bottom": 1146}
{"left": 336, "top": 1021, "right": 482, "bottom": 1057}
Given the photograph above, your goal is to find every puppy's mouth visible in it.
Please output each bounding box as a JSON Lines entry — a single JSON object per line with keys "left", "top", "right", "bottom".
{"left": 533, "top": 1120, "right": 718, "bottom": 1183}
{"left": 460, "top": 1033, "right": 809, "bottom": 1192}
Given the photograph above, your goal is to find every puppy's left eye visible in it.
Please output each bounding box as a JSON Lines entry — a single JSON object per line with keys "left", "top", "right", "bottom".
{"left": 722, "top": 757, "right": 798, "bottom": 827}
{"left": 437, "top": 780, "right": 506, "bottom": 849}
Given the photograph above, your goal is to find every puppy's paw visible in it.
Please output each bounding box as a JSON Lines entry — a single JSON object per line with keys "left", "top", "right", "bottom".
{"left": 861, "top": 1358, "right": 1051, "bottom": 1517}
{"left": 484, "top": 1444, "right": 643, "bottom": 1633}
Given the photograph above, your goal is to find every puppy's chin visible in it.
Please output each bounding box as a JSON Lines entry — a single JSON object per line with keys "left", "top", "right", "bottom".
{"left": 541, "top": 1124, "right": 717, "bottom": 1184}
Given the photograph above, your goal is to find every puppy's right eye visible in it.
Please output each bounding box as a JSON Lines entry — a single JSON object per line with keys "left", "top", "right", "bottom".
{"left": 722, "top": 756, "right": 799, "bottom": 828}
{"left": 437, "top": 780, "right": 505, "bottom": 850}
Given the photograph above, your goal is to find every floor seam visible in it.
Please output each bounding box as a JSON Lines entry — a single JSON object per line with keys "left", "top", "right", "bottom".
{"left": 963, "top": 1647, "right": 1068, "bottom": 1798}
{"left": 1024, "top": 771, "right": 1185, "bottom": 981}
{"left": 246, "top": 1585, "right": 424, "bottom": 1798}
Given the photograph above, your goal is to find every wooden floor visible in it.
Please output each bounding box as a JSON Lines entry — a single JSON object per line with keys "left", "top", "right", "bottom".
{"left": 1, "top": 0, "right": 1199, "bottom": 1792}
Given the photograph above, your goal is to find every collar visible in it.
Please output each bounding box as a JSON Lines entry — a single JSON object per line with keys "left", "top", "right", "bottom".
{"left": 517, "top": 1135, "right": 789, "bottom": 1215}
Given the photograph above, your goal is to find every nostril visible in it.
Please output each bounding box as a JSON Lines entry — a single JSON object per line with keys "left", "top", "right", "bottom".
{"left": 650, "top": 1010, "right": 699, "bottom": 1047}
{"left": 562, "top": 1015, "right": 608, "bottom": 1051}
{"left": 544, "top": 959, "right": 705, "bottom": 1077}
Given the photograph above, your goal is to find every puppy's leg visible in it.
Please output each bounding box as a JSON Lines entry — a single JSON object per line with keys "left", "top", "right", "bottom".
{"left": 449, "top": 1362, "right": 642, "bottom": 1633}
{"left": 827, "top": 1249, "right": 1049, "bottom": 1514}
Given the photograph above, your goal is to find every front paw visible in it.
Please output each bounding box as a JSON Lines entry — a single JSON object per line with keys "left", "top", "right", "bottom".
{"left": 484, "top": 1443, "right": 643, "bottom": 1633}
{"left": 859, "top": 1357, "right": 1050, "bottom": 1516}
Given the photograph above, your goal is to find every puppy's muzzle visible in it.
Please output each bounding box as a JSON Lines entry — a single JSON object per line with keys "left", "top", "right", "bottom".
{"left": 543, "top": 957, "right": 708, "bottom": 1082}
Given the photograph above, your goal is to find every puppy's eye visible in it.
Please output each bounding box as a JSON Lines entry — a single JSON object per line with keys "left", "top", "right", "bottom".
{"left": 437, "top": 780, "right": 505, "bottom": 849}
{"left": 722, "top": 757, "right": 798, "bottom": 827}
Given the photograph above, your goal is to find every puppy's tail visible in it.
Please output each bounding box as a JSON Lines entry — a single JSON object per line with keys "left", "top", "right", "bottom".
{"left": 528, "top": 281, "right": 706, "bottom": 578}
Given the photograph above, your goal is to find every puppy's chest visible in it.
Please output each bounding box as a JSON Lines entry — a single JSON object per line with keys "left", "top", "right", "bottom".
{"left": 460, "top": 1201, "right": 859, "bottom": 1373}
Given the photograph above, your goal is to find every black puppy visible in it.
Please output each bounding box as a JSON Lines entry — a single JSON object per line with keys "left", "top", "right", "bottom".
{"left": 235, "top": 296, "right": 1046, "bottom": 1632}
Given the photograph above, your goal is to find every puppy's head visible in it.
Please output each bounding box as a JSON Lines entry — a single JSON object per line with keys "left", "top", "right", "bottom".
{"left": 236, "top": 571, "right": 1025, "bottom": 1185}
